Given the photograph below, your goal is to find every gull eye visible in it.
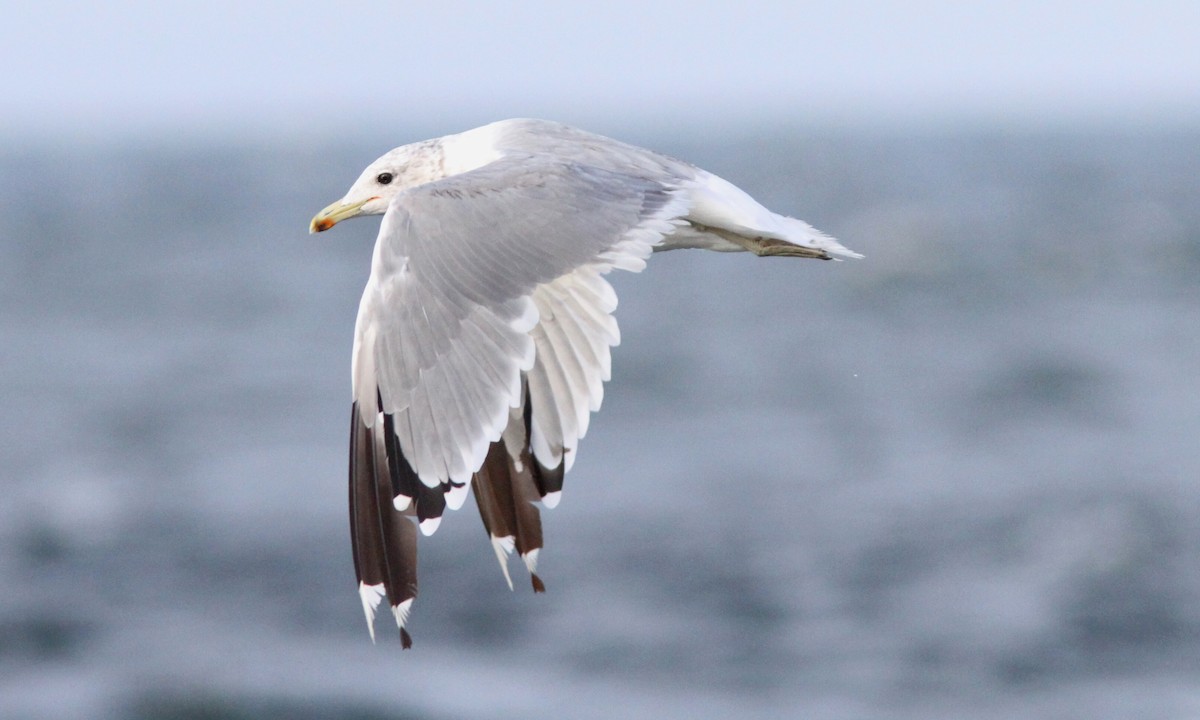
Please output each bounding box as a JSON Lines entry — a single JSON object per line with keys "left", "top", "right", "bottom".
{"left": 376, "top": 172, "right": 394, "bottom": 185}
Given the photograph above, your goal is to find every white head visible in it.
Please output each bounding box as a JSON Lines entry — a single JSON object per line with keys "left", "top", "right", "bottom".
{"left": 309, "top": 142, "right": 440, "bottom": 233}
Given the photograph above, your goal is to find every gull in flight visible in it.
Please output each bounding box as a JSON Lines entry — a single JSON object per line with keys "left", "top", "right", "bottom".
{"left": 309, "top": 118, "right": 860, "bottom": 647}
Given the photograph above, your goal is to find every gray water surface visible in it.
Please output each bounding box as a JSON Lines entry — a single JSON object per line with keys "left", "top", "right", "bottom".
{"left": 2, "top": 127, "right": 1199, "bottom": 719}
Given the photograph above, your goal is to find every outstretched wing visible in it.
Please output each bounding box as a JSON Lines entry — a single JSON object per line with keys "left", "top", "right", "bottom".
{"left": 349, "top": 154, "right": 689, "bottom": 642}
{"left": 355, "top": 155, "right": 687, "bottom": 489}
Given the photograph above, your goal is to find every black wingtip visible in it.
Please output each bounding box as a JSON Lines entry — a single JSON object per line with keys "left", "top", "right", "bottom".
{"left": 531, "top": 573, "right": 546, "bottom": 593}
{"left": 400, "top": 627, "right": 413, "bottom": 649}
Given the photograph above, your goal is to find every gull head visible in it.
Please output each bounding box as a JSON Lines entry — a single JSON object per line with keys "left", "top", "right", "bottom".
{"left": 310, "top": 145, "right": 427, "bottom": 233}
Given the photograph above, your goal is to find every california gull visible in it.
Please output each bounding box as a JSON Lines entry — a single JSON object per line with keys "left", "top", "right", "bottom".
{"left": 309, "top": 118, "right": 860, "bottom": 647}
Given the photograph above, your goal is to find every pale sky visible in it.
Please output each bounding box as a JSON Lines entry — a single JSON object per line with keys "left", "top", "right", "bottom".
{"left": 5, "top": 0, "right": 1198, "bottom": 141}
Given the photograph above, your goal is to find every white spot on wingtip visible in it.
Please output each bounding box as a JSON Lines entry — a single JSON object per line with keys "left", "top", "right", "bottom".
{"left": 490, "top": 534, "right": 515, "bottom": 590}
{"left": 419, "top": 516, "right": 442, "bottom": 536}
{"left": 393, "top": 494, "right": 412, "bottom": 512}
{"left": 541, "top": 491, "right": 562, "bottom": 509}
{"left": 392, "top": 598, "right": 414, "bottom": 629}
{"left": 445, "top": 482, "right": 470, "bottom": 510}
{"left": 521, "top": 547, "right": 540, "bottom": 574}
{"left": 359, "top": 582, "right": 386, "bottom": 643}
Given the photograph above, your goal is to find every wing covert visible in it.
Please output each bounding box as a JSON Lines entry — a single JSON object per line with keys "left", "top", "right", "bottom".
{"left": 353, "top": 155, "right": 689, "bottom": 489}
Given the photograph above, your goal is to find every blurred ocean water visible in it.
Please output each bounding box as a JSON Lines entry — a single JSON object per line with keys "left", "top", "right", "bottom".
{"left": 2, "top": 125, "right": 1198, "bottom": 719}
